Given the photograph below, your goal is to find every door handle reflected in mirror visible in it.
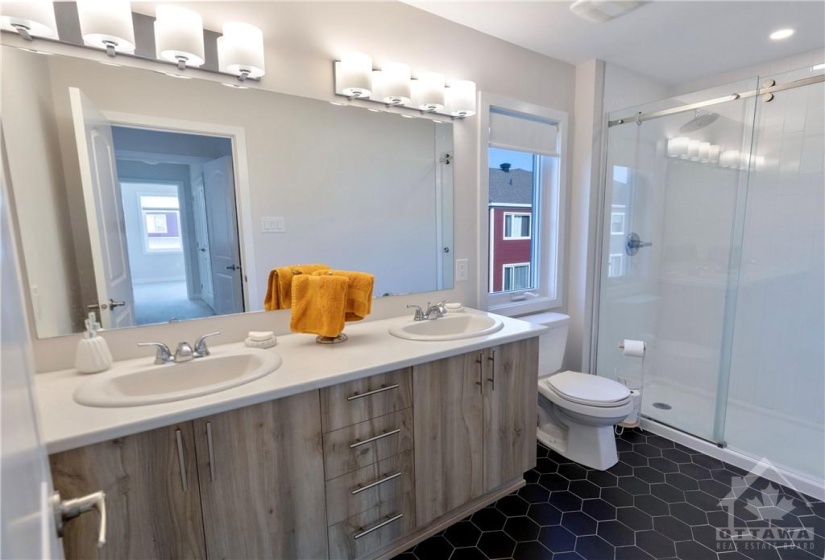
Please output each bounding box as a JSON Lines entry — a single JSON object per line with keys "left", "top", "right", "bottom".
{"left": 87, "top": 299, "right": 126, "bottom": 311}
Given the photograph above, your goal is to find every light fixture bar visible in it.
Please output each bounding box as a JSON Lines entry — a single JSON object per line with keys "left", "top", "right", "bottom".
{"left": 0, "top": 4, "right": 261, "bottom": 83}
{"left": 333, "top": 59, "right": 476, "bottom": 120}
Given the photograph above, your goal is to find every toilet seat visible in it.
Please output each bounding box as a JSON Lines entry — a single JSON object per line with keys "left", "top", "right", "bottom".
{"left": 542, "top": 370, "right": 631, "bottom": 408}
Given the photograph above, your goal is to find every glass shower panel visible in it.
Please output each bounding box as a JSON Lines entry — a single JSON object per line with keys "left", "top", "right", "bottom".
{"left": 723, "top": 67, "right": 825, "bottom": 481}
{"left": 595, "top": 81, "right": 758, "bottom": 442}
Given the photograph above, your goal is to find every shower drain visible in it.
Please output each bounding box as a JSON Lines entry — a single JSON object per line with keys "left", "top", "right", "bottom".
{"left": 652, "top": 402, "right": 673, "bottom": 410}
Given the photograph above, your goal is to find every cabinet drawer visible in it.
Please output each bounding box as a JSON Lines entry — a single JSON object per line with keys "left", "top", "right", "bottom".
{"left": 323, "top": 408, "right": 413, "bottom": 480}
{"left": 326, "top": 450, "right": 414, "bottom": 527}
{"left": 327, "top": 488, "right": 416, "bottom": 560}
{"left": 321, "top": 368, "right": 412, "bottom": 432}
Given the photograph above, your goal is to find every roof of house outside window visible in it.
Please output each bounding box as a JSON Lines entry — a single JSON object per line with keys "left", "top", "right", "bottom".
{"left": 489, "top": 168, "right": 533, "bottom": 205}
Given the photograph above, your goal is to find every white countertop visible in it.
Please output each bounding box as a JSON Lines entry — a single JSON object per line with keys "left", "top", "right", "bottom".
{"left": 34, "top": 310, "right": 547, "bottom": 454}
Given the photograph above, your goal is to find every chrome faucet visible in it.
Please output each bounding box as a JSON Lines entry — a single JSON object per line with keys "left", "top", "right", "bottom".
{"left": 425, "top": 300, "right": 448, "bottom": 320}
{"left": 138, "top": 331, "right": 221, "bottom": 364}
{"left": 407, "top": 301, "right": 447, "bottom": 321}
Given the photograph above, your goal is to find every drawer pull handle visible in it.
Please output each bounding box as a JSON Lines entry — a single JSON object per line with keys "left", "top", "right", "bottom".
{"left": 347, "top": 384, "right": 400, "bottom": 401}
{"left": 350, "top": 429, "right": 401, "bottom": 449}
{"left": 353, "top": 513, "right": 404, "bottom": 540}
{"left": 175, "top": 429, "right": 188, "bottom": 493}
{"left": 351, "top": 472, "right": 402, "bottom": 495}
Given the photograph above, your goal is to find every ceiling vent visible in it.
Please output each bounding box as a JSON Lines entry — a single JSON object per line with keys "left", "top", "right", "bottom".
{"left": 569, "top": 0, "right": 647, "bottom": 23}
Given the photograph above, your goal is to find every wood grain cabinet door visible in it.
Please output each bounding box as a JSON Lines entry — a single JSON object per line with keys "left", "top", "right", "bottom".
{"left": 413, "top": 351, "right": 484, "bottom": 527}
{"left": 483, "top": 338, "right": 539, "bottom": 491}
{"left": 192, "top": 391, "right": 328, "bottom": 560}
{"left": 49, "top": 423, "right": 206, "bottom": 560}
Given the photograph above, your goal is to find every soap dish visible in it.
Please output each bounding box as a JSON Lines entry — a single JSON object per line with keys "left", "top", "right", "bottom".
{"left": 244, "top": 337, "right": 277, "bottom": 349}
{"left": 445, "top": 304, "right": 465, "bottom": 313}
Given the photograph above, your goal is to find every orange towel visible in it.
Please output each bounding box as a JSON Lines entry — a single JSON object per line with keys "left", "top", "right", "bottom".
{"left": 289, "top": 275, "right": 348, "bottom": 338}
{"left": 312, "top": 270, "right": 374, "bottom": 321}
{"left": 264, "top": 264, "right": 330, "bottom": 310}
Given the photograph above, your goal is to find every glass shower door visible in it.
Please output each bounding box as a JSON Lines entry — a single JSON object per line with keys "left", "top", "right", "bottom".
{"left": 722, "top": 67, "right": 825, "bottom": 481}
{"left": 594, "top": 81, "right": 758, "bottom": 442}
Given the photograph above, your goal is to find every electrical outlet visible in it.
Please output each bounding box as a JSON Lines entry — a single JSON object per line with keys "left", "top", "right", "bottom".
{"left": 456, "top": 259, "right": 468, "bottom": 282}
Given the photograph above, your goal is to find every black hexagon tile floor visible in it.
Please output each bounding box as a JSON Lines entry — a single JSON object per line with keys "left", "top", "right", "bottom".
{"left": 394, "top": 429, "right": 824, "bottom": 560}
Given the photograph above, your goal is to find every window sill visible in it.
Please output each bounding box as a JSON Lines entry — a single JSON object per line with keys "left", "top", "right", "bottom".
{"left": 487, "top": 297, "right": 561, "bottom": 318}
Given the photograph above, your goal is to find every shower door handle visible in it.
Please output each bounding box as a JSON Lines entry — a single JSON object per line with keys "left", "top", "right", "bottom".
{"left": 625, "top": 233, "right": 653, "bottom": 256}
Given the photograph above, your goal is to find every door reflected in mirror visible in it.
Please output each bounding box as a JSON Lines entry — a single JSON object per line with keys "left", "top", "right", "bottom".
{"left": 1, "top": 46, "right": 454, "bottom": 338}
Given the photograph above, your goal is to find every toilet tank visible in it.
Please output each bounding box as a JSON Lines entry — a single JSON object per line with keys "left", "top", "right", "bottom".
{"left": 520, "top": 312, "right": 570, "bottom": 374}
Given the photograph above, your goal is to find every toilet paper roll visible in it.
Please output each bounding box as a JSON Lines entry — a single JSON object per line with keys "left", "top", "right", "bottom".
{"left": 622, "top": 339, "right": 645, "bottom": 358}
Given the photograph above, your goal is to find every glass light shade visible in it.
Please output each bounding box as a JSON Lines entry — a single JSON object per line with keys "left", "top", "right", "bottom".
{"left": 369, "top": 70, "right": 387, "bottom": 102}
{"left": 416, "top": 72, "right": 445, "bottom": 112}
{"left": 446, "top": 80, "right": 476, "bottom": 117}
{"left": 708, "top": 144, "right": 721, "bottom": 163}
{"left": 698, "top": 141, "right": 711, "bottom": 163}
{"left": 77, "top": 0, "right": 135, "bottom": 54}
{"left": 688, "top": 139, "right": 700, "bottom": 161}
{"left": 667, "top": 137, "right": 689, "bottom": 158}
{"left": 154, "top": 5, "right": 205, "bottom": 67}
{"left": 381, "top": 61, "right": 411, "bottom": 105}
{"left": 0, "top": 2, "right": 58, "bottom": 38}
{"left": 339, "top": 53, "right": 372, "bottom": 98}
{"left": 218, "top": 22, "right": 265, "bottom": 79}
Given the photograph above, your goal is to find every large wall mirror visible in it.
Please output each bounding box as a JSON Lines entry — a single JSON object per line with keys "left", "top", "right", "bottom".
{"left": 1, "top": 46, "right": 454, "bottom": 339}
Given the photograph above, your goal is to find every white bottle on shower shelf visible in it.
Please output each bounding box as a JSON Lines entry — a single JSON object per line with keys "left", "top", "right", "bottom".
{"left": 74, "top": 313, "right": 113, "bottom": 374}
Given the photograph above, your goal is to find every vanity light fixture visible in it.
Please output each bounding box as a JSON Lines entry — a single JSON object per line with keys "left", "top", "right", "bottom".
{"left": 416, "top": 72, "right": 446, "bottom": 112}
{"left": 381, "top": 61, "right": 412, "bottom": 105}
{"left": 154, "top": 5, "right": 205, "bottom": 69}
{"left": 446, "top": 80, "right": 477, "bottom": 117}
{"left": 334, "top": 54, "right": 476, "bottom": 119}
{"left": 77, "top": 0, "right": 136, "bottom": 56}
{"left": 339, "top": 53, "right": 373, "bottom": 98}
{"left": 0, "top": 1, "right": 58, "bottom": 40}
{"left": 218, "top": 22, "right": 266, "bottom": 81}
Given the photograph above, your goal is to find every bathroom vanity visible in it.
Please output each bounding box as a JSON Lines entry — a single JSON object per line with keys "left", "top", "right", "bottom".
{"left": 37, "top": 311, "right": 544, "bottom": 559}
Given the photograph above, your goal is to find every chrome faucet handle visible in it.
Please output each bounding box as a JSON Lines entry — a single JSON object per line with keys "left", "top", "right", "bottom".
{"left": 174, "top": 342, "right": 194, "bottom": 363}
{"left": 194, "top": 331, "right": 221, "bottom": 357}
{"left": 406, "top": 304, "right": 426, "bottom": 321}
{"left": 137, "top": 342, "right": 172, "bottom": 364}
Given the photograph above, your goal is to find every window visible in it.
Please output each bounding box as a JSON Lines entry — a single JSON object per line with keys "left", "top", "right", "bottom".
{"left": 140, "top": 195, "right": 182, "bottom": 253}
{"left": 503, "top": 263, "right": 531, "bottom": 291}
{"left": 480, "top": 94, "right": 567, "bottom": 315}
{"left": 504, "top": 213, "right": 532, "bottom": 239}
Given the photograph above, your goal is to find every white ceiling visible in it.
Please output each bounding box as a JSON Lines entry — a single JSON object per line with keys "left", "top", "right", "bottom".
{"left": 403, "top": 1, "right": 825, "bottom": 85}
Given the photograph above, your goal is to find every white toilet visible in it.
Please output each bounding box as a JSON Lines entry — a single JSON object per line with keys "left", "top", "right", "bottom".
{"left": 526, "top": 312, "right": 633, "bottom": 470}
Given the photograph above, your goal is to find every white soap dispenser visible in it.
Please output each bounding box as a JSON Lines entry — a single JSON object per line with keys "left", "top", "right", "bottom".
{"left": 74, "top": 313, "right": 113, "bottom": 374}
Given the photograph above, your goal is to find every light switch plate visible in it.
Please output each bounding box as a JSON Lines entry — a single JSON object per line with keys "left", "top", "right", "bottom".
{"left": 262, "top": 217, "right": 286, "bottom": 233}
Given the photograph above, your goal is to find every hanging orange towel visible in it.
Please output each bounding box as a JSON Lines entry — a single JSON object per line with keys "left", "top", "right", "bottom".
{"left": 313, "top": 270, "right": 374, "bottom": 321}
{"left": 289, "top": 275, "right": 348, "bottom": 338}
{"left": 264, "top": 264, "right": 330, "bottom": 310}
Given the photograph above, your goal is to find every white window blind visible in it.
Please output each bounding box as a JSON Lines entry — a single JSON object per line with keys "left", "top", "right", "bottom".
{"left": 489, "top": 110, "right": 559, "bottom": 156}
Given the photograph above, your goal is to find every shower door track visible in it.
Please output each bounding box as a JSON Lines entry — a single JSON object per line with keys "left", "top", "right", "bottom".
{"left": 608, "top": 73, "right": 825, "bottom": 127}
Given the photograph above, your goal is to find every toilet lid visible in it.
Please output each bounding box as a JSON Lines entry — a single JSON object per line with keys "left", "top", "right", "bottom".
{"left": 545, "top": 370, "right": 631, "bottom": 407}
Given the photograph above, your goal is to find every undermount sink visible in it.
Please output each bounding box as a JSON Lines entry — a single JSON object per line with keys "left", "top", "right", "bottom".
{"left": 74, "top": 349, "right": 282, "bottom": 407}
{"left": 389, "top": 313, "right": 504, "bottom": 341}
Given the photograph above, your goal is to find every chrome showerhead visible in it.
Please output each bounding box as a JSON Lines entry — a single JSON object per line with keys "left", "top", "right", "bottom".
{"left": 679, "top": 110, "right": 719, "bottom": 133}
